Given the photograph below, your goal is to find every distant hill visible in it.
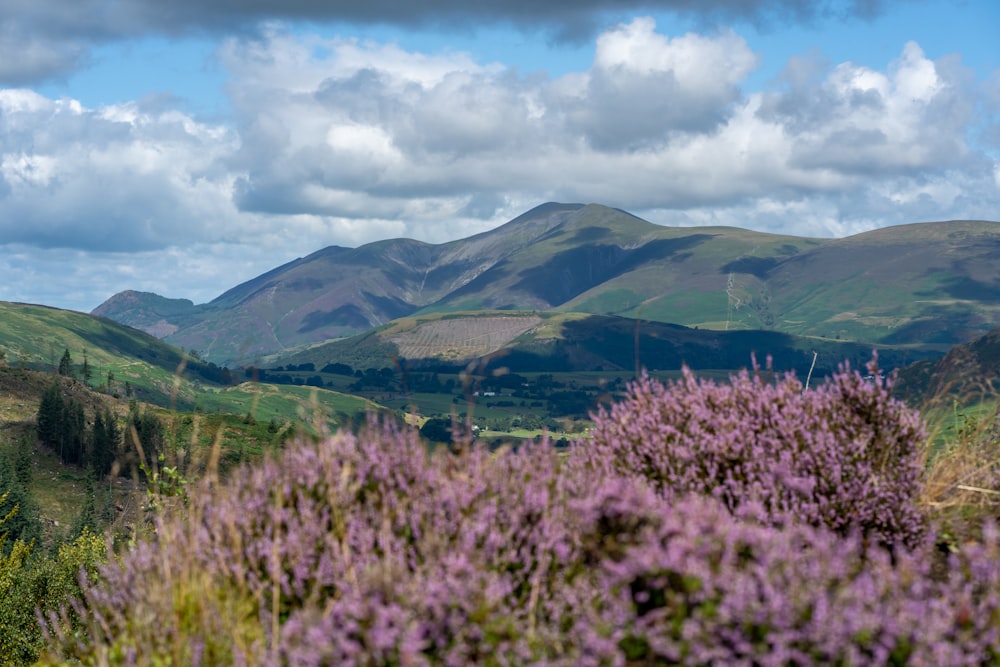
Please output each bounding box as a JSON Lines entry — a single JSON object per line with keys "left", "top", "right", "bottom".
{"left": 93, "top": 202, "right": 1000, "bottom": 365}
{"left": 90, "top": 291, "right": 200, "bottom": 338}
{"left": 0, "top": 301, "right": 230, "bottom": 405}
{"left": 272, "top": 310, "right": 937, "bottom": 380}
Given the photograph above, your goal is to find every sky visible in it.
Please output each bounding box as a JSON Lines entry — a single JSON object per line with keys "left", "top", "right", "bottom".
{"left": 0, "top": 0, "right": 998, "bottom": 313}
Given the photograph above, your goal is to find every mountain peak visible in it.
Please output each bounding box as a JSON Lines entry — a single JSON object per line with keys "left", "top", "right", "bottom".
{"left": 518, "top": 201, "right": 586, "bottom": 217}
{"left": 92, "top": 290, "right": 195, "bottom": 316}
{"left": 91, "top": 290, "right": 198, "bottom": 338}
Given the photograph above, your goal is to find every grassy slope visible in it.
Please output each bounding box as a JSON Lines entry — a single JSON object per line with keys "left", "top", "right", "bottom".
{"left": 0, "top": 300, "right": 215, "bottom": 408}
{"left": 0, "top": 301, "right": 382, "bottom": 421}
{"left": 895, "top": 325, "right": 1000, "bottom": 447}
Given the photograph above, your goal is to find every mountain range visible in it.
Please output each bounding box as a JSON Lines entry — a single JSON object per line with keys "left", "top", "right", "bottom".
{"left": 93, "top": 202, "right": 1000, "bottom": 366}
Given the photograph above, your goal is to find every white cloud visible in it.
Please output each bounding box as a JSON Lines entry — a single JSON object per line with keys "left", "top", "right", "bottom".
{"left": 559, "top": 23, "right": 758, "bottom": 149}
{"left": 0, "top": 90, "right": 243, "bottom": 251}
{"left": 761, "top": 41, "right": 976, "bottom": 175}
{"left": 221, "top": 18, "right": 995, "bottom": 229}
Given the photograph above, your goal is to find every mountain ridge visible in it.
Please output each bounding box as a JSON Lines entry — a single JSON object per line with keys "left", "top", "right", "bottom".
{"left": 92, "top": 203, "right": 1000, "bottom": 365}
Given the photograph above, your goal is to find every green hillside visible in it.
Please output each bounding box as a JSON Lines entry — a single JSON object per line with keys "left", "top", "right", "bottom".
{"left": 0, "top": 302, "right": 383, "bottom": 540}
{"left": 0, "top": 301, "right": 377, "bottom": 426}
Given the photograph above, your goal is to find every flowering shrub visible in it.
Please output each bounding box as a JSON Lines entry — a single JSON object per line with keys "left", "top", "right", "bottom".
{"left": 581, "top": 357, "right": 927, "bottom": 548}
{"left": 43, "top": 421, "right": 608, "bottom": 665}
{"left": 597, "top": 495, "right": 999, "bottom": 665}
{"left": 37, "top": 369, "right": 1000, "bottom": 666}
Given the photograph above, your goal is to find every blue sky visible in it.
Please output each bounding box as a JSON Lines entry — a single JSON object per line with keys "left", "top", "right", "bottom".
{"left": 1, "top": 0, "right": 998, "bottom": 312}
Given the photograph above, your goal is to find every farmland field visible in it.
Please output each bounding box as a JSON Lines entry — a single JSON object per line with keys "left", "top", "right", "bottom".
{"left": 388, "top": 315, "right": 542, "bottom": 360}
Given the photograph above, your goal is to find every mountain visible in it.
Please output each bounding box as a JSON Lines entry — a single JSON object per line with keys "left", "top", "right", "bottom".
{"left": 95, "top": 203, "right": 595, "bottom": 363}
{"left": 93, "top": 203, "right": 1000, "bottom": 365}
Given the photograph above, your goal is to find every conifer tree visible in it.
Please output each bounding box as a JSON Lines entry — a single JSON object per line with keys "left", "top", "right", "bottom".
{"left": 81, "top": 350, "right": 92, "bottom": 386}
{"left": 0, "top": 452, "right": 41, "bottom": 550}
{"left": 11, "top": 438, "right": 31, "bottom": 489}
{"left": 38, "top": 383, "right": 87, "bottom": 466}
{"left": 70, "top": 471, "right": 98, "bottom": 538}
{"left": 36, "top": 382, "right": 63, "bottom": 448}
{"left": 61, "top": 399, "right": 86, "bottom": 466}
{"left": 57, "top": 348, "right": 73, "bottom": 377}
{"left": 129, "top": 404, "right": 164, "bottom": 470}
{"left": 89, "top": 409, "right": 118, "bottom": 479}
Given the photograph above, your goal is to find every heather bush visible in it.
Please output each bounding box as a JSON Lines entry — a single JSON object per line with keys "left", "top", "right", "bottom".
{"left": 580, "top": 356, "right": 927, "bottom": 548}
{"left": 42, "top": 420, "right": 609, "bottom": 665}
{"left": 595, "top": 496, "right": 999, "bottom": 665}
{"left": 36, "top": 400, "right": 1000, "bottom": 665}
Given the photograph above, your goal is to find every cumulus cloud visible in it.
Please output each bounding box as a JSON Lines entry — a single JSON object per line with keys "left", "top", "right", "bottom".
{"left": 222, "top": 18, "right": 995, "bottom": 222}
{"left": 222, "top": 20, "right": 764, "bottom": 217}
{"left": 559, "top": 21, "right": 758, "bottom": 149}
{"left": 0, "top": 89, "right": 240, "bottom": 251}
{"left": 759, "top": 42, "right": 977, "bottom": 175}
{"left": 0, "top": 0, "right": 895, "bottom": 85}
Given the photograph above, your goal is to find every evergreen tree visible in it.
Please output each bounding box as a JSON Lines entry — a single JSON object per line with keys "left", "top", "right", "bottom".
{"left": 419, "top": 417, "right": 454, "bottom": 444}
{"left": 0, "top": 451, "right": 41, "bottom": 550}
{"left": 11, "top": 438, "right": 32, "bottom": 489}
{"left": 38, "top": 384, "right": 87, "bottom": 466}
{"left": 57, "top": 348, "right": 73, "bottom": 377}
{"left": 36, "top": 382, "right": 62, "bottom": 449}
{"left": 70, "top": 470, "right": 98, "bottom": 538}
{"left": 89, "top": 409, "right": 118, "bottom": 479}
{"left": 90, "top": 410, "right": 105, "bottom": 473}
{"left": 129, "top": 404, "right": 165, "bottom": 470}
{"left": 61, "top": 398, "right": 87, "bottom": 466}
{"left": 81, "top": 350, "right": 92, "bottom": 386}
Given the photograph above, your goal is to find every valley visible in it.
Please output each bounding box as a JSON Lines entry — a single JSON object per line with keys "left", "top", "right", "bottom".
{"left": 5, "top": 202, "right": 998, "bottom": 460}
